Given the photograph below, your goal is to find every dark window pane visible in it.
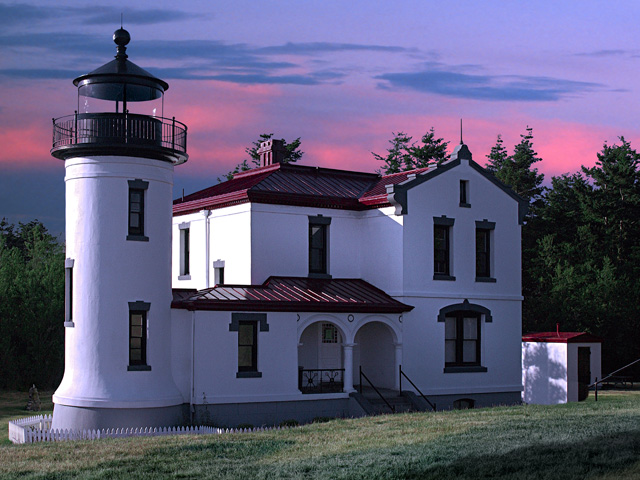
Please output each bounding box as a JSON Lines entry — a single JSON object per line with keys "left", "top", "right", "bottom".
{"left": 238, "top": 346, "right": 253, "bottom": 367}
{"left": 238, "top": 324, "right": 254, "bottom": 345}
{"left": 463, "top": 340, "right": 477, "bottom": 363}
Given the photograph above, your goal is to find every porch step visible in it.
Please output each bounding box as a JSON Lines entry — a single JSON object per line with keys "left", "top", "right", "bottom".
{"left": 353, "top": 386, "right": 418, "bottom": 415}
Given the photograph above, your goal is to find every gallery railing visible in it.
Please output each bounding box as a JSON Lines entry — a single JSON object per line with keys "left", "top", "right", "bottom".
{"left": 299, "top": 368, "right": 345, "bottom": 394}
{"left": 52, "top": 112, "right": 187, "bottom": 155}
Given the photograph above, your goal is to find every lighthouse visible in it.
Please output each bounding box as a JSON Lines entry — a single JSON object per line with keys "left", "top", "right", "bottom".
{"left": 50, "top": 29, "right": 187, "bottom": 430}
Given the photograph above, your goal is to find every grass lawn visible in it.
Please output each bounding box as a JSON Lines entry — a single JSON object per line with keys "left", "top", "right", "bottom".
{"left": 1, "top": 389, "right": 639, "bottom": 479}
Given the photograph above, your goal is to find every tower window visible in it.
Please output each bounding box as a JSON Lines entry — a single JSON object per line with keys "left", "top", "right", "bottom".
{"left": 127, "top": 179, "right": 149, "bottom": 242}
{"left": 64, "top": 258, "right": 74, "bottom": 327}
{"left": 128, "top": 301, "right": 151, "bottom": 371}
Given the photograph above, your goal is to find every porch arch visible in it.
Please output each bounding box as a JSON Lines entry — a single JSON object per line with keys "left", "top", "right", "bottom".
{"left": 353, "top": 319, "right": 398, "bottom": 390}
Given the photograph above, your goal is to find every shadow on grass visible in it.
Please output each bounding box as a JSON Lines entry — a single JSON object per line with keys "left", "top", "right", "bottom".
{"left": 386, "top": 429, "right": 640, "bottom": 480}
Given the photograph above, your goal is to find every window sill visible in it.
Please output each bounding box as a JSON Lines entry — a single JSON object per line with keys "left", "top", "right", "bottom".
{"left": 433, "top": 274, "right": 456, "bottom": 281}
{"left": 459, "top": 202, "right": 471, "bottom": 208}
{"left": 308, "top": 273, "right": 332, "bottom": 279}
{"left": 128, "top": 365, "right": 152, "bottom": 371}
{"left": 236, "top": 371, "right": 262, "bottom": 378}
{"left": 475, "top": 277, "right": 496, "bottom": 283}
{"left": 127, "top": 234, "right": 149, "bottom": 242}
{"left": 178, "top": 275, "right": 191, "bottom": 281}
{"left": 444, "top": 366, "right": 487, "bottom": 374}
{"left": 64, "top": 321, "right": 75, "bottom": 328}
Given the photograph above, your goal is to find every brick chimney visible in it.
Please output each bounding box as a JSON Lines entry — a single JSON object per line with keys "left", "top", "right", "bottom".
{"left": 258, "top": 139, "right": 287, "bottom": 167}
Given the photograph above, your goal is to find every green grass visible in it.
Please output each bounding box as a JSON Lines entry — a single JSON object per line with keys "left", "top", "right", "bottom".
{"left": 1, "top": 390, "right": 640, "bottom": 479}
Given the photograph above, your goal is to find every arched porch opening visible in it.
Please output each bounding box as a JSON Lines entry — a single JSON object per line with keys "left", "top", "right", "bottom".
{"left": 354, "top": 321, "right": 396, "bottom": 390}
{"left": 298, "top": 321, "right": 347, "bottom": 393}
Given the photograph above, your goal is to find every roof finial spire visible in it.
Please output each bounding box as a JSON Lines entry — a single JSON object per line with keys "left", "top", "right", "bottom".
{"left": 121, "top": 13, "right": 123, "bottom": 29}
{"left": 460, "top": 118, "right": 463, "bottom": 145}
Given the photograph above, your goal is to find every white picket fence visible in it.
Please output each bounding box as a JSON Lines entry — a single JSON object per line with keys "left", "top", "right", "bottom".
{"left": 8, "top": 414, "right": 290, "bottom": 444}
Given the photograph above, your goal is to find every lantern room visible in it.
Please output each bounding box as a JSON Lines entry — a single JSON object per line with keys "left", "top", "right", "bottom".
{"left": 51, "top": 28, "right": 188, "bottom": 165}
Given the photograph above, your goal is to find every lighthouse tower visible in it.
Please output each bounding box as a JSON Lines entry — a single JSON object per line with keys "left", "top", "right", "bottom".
{"left": 50, "top": 29, "right": 188, "bottom": 430}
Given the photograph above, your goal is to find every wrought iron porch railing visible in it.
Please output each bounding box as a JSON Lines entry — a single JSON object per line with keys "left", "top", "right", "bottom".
{"left": 359, "top": 366, "right": 394, "bottom": 413}
{"left": 298, "top": 368, "right": 345, "bottom": 394}
{"left": 399, "top": 364, "right": 436, "bottom": 411}
{"left": 52, "top": 112, "right": 187, "bottom": 154}
{"left": 591, "top": 357, "right": 640, "bottom": 401}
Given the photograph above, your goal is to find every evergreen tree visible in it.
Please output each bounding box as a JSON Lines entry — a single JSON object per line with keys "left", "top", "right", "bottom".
{"left": 0, "top": 220, "right": 65, "bottom": 389}
{"left": 406, "top": 128, "right": 450, "bottom": 169}
{"left": 486, "top": 127, "right": 544, "bottom": 205}
{"left": 374, "top": 128, "right": 449, "bottom": 174}
{"left": 372, "top": 132, "right": 413, "bottom": 174}
{"left": 219, "top": 134, "right": 304, "bottom": 181}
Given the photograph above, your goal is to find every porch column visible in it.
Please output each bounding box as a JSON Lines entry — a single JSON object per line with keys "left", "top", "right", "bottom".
{"left": 394, "top": 342, "right": 403, "bottom": 390}
{"left": 343, "top": 343, "right": 356, "bottom": 393}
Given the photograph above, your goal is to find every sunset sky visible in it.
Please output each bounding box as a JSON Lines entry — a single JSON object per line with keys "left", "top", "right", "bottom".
{"left": 1, "top": 1, "right": 639, "bottom": 235}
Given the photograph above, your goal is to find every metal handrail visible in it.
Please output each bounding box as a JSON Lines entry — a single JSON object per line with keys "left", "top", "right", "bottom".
{"left": 51, "top": 112, "right": 187, "bottom": 154}
{"left": 359, "top": 366, "right": 395, "bottom": 413}
{"left": 399, "top": 365, "right": 436, "bottom": 411}
{"left": 590, "top": 357, "right": 640, "bottom": 402}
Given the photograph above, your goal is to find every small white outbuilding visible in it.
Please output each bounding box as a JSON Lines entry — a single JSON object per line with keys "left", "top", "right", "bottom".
{"left": 522, "top": 331, "right": 602, "bottom": 405}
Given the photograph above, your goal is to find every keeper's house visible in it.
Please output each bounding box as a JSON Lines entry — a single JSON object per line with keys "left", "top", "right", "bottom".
{"left": 169, "top": 140, "right": 527, "bottom": 426}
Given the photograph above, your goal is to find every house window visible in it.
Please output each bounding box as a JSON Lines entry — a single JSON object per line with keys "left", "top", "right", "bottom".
{"left": 214, "top": 260, "right": 225, "bottom": 285}
{"left": 322, "top": 323, "right": 339, "bottom": 343}
{"left": 128, "top": 301, "right": 151, "bottom": 371}
{"left": 230, "top": 313, "right": 268, "bottom": 378}
{"left": 475, "top": 220, "right": 496, "bottom": 282}
{"left": 238, "top": 321, "right": 257, "bottom": 373}
{"left": 439, "top": 300, "right": 490, "bottom": 373}
{"left": 460, "top": 180, "right": 470, "bottom": 207}
{"left": 445, "top": 313, "right": 480, "bottom": 367}
{"left": 309, "top": 215, "right": 332, "bottom": 277}
{"left": 179, "top": 223, "right": 190, "bottom": 279}
{"left": 127, "top": 179, "right": 149, "bottom": 242}
{"left": 64, "top": 258, "right": 74, "bottom": 327}
{"left": 433, "top": 216, "right": 455, "bottom": 280}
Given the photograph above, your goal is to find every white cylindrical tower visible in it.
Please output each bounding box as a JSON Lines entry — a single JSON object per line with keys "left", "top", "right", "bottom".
{"left": 50, "top": 29, "right": 188, "bottom": 430}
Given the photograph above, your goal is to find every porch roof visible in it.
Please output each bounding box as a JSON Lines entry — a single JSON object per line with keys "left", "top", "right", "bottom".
{"left": 171, "top": 276, "right": 414, "bottom": 313}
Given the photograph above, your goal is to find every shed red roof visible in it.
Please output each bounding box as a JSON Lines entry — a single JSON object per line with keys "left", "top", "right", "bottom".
{"left": 171, "top": 276, "right": 413, "bottom": 313}
{"left": 522, "top": 332, "right": 603, "bottom": 343}
{"left": 173, "top": 162, "right": 431, "bottom": 215}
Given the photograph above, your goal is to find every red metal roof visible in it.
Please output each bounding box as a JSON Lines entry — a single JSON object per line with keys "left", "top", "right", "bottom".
{"left": 522, "top": 332, "right": 603, "bottom": 343}
{"left": 173, "top": 162, "right": 432, "bottom": 215}
{"left": 171, "top": 276, "right": 414, "bottom": 313}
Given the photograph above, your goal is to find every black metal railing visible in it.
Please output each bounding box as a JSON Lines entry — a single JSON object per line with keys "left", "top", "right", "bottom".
{"left": 299, "top": 368, "right": 344, "bottom": 394}
{"left": 52, "top": 112, "right": 187, "bottom": 155}
{"left": 399, "top": 365, "right": 436, "bottom": 411}
{"left": 591, "top": 357, "right": 640, "bottom": 401}
{"left": 359, "top": 366, "right": 394, "bottom": 413}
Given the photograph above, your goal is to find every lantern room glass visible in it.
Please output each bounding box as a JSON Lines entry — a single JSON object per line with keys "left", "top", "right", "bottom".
{"left": 78, "top": 83, "right": 164, "bottom": 117}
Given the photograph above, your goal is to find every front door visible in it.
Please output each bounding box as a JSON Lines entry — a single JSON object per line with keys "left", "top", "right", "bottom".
{"left": 577, "top": 347, "right": 591, "bottom": 401}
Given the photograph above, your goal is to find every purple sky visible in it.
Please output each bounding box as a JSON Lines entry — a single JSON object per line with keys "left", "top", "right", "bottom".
{"left": 1, "top": 1, "right": 639, "bottom": 235}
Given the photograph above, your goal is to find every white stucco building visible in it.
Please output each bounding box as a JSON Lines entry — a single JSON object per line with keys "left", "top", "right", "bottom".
{"left": 50, "top": 29, "right": 527, "bottom": 431}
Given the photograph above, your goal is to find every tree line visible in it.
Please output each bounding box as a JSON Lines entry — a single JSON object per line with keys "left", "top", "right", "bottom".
{"left": 2, "top": 128, "right": 638, "bottom": 389}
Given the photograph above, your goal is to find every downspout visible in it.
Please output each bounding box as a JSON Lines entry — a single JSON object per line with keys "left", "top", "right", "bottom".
{"left": 190, "top": 309, "right": 196, "bottom": 424}
{"left": 202, "top": 210, "right": 211, "bottom": 288}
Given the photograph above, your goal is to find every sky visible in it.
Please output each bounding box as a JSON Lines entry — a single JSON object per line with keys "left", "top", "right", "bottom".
{"left": 1, "top": 0, "right": 639, "bottom": 236}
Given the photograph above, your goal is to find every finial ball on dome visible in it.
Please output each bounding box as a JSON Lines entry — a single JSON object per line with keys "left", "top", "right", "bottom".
{"left": 113, "top": 28, "right": 131, "bottom": 47}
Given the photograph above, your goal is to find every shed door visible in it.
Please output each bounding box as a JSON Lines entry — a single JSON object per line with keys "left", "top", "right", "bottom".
{"left": 577, "top": 347, "right": 591, "bottom": 401}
